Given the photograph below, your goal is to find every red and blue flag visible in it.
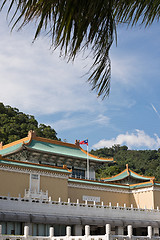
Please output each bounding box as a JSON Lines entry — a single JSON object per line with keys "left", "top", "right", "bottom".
{"left": 80, "top": 139, "right": 88, "bottom": 146}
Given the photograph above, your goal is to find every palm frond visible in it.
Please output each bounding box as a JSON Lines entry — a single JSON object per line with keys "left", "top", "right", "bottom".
{"left": 114, "top": 0, "right": 160, "bottom": 27}
{"left": 1, "top": 0, "right": 160, "bottom": 98}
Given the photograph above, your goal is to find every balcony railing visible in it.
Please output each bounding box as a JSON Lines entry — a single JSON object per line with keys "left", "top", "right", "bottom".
{"left": 24, "top": 189, "right": 48, "bottom": 200}
{"left": 0, "top": 194, "right": 160, "bottom": 224}
{"left": 71, "top": 174, "right": 102, "bottom": 181}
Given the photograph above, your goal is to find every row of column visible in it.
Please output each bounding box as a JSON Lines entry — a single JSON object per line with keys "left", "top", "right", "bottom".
{"left": 23, "top": 224, "right": 159, "bottom": 238}
{"left": 73, "top": 224, "right": 159, "bottom": 237}
{"left": 115, "top": 225, "right": 159, "bottom": 237}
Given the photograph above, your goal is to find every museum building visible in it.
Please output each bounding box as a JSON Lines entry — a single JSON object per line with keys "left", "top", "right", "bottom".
{"left": 0, "top": 131, "right": 160, "bottom": 237}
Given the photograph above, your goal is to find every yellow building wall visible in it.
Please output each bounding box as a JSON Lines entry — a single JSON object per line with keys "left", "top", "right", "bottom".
{"left": 40, "top": 175, "right": 68, "bottom": 202}
{"left": 0, "top": 166, "right": 157, "bottom": 210}
{"left": 0, "top": 169, "right": 29, "bottom": 197}
{"left": 130, "top": 190, "right": 154, "bottom": 209}
{"left": 153, "top": 190, "right": 160, "bottom": 209}
{"left": 68, "top": 183, "right": 130, "bottom": 206}
{"left": 0, "top": 168, "right": 69, "bottom": 201}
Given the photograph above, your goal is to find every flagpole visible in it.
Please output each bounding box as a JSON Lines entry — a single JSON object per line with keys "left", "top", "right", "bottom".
{"left": 79, "top": 139, "right": 89, "bottom": 179}
{"left": 87, "top": 143, "right": 89, "bottom": 179}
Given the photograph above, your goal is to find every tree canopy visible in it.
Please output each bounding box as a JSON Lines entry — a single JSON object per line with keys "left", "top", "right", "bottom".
{"left": 90, "top": 145, "right": 160, "bottom": 181}
{"left": 0, "top": 102, "right": 59, "bottom": 145}
{"left": 1, "top": 0, "right": 160, "bottom": 98}
{"left": 1, "top": 102, "right": 160, "bottom": 180}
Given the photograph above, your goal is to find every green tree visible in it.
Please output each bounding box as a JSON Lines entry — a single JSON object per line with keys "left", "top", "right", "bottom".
{"left": 37, "top": 124, "right": 57, "bottom": 139}
{"left": 0, "top": 102, "right": 60, "bottom": 145}
{"left": 91, "top": 145, "right": 160, "bottom": 181}
{"left": 1, "top": 0, "right": 159, "bottom": 98}
{"left": 96, "top": 165, "right": 121, "bottom": 179}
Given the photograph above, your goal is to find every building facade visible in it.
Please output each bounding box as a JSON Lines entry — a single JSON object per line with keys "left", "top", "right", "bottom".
{"left": 0, "top": 131, "right": 160, "bottom": 237}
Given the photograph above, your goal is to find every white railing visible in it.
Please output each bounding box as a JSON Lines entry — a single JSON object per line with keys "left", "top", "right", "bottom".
{"left": 24, "top": 189, "right": 48, "bottom": 200}
{"left": 0, "top": 225, "right": 160, "bottom": 240}
{"left": 0, "top": 195, "right": 160, "bottom": 224}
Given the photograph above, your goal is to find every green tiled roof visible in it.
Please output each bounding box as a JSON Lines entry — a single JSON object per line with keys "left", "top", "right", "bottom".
{"left": 155, "top": 182, "right": 160, "bottom": 186}
{"left": 28, "top": 140, "right": 109, "bottom": 161}
{"left": 68, "top": 178, "right": 129, "bottom": 189}
{"left": 0, "top": 138, "right": 113, "bottom": 163}
{"left": 104, "top": 170, "right": 128, "bottom": 182}
{"left": 130, "top": 182, "right": 152, "bottom": 189}
{"left": 129, "top": 170, "right": 152, "bottom": 180}
{"left": 0, "top": 139, "right": 29, "bottom": 155}
{"left": 0, "top": 158, "right": 70, "bottom": 173}
{"left": 68, "top": 178, "right": 153, "bottom": 189}
{"left": 103, "top": 169, "right": 153, "bottom": 182}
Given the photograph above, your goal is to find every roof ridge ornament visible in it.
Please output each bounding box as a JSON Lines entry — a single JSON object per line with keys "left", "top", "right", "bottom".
{"left": 75, "top": 139, "right": 80, "bottom": 147}
{"left": 126, "top": 164, "right": 130, "bottom": 175}
{"left": 28, "top": 130, "right": 37, "bottom": 140}
{"left": 0, "top": 142, "right": 3, "bottom": 150}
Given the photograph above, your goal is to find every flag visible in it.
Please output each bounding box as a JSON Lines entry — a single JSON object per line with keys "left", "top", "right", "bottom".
{"left": 80, "top": 139, "right": 88, "bottom": 146}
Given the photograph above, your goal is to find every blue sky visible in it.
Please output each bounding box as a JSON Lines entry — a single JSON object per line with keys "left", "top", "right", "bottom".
{"left": 1, "top": 9, "right": 160, "bottom": 150}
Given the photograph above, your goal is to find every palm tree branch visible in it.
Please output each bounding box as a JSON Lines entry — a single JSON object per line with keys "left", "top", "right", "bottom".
{"left": 1, "top": 0, "right": 160, "bottom": 98}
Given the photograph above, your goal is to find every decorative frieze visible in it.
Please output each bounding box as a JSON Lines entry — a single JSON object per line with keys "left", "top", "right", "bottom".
{"left": 68, "top": 182, "right": 130, "bottom": 193}
{"left": 68, "top": 182, "right": 156, "bottom": 194}
{"left": 131, "top": 187, "right": 154, "bottom": 193}
{"left": 0, "top": 164, "right": 69, "bottom": 179}
{"left": 7, "top": 148, "right": 104, "bottom": 172}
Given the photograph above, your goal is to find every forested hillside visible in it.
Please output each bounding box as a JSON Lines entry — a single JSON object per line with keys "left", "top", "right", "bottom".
{"left": 1, "top": 103, "right": 160, "bottom": 180}
{"left": 90, "top": 145, "right": 160, "bottom": 181}
{"left": 0, "top": 103, "right": 60, "bottom": 145}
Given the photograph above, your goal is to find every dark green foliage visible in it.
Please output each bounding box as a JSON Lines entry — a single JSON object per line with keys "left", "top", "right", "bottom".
{"left": 91, "top": 145, "right": 160, "bottom": 181}
{"left": 0, "top": 103, "right": 59, "bottom": 145}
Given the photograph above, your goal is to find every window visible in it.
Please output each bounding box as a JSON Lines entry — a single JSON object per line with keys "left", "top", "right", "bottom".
{"left": 72, "top": 168, "right": 85, "bottom": 179}
{"left": 31, "top": 174, "right": 39, "bottom": 180}
{"left": 30, "top": 174, "right": 40, "bottom": 192}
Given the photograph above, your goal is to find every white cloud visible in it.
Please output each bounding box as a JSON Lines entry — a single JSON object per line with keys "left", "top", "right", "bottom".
{"left": 93, "top": 114, "right": 110, "bottom": 125}
{"left": 0, "top": 11, "right": 141, "bottom": 118}
{"left": 0, "top": 15, "right": 106, "bottom": 115}
{"left": 52, "top": 117, "right": 88, "bottom": 131}
{"left": 92, "top": 130, "right": 160, "bottom": 150}
{"left": 0, "top": 11, "right": 142, "bottom": 118}
{"left": 112, "top": 56, "right": 138, "bottom": 86}
{"left": 52, "top": 114, "right": 110, "bottom": 131}
{"left": 151, "top": 103, "right": 160, "bottom": 120}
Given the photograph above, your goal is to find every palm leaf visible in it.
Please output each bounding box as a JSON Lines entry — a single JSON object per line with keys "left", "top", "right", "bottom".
{"left": 1, "top": 0, "right": 160, "bottom": 98}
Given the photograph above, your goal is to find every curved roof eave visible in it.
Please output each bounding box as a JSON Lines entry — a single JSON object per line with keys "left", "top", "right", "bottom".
{"left": 0, "top": 131, "right": 114, "bottom": 163}
{"left": 129, "top": 181, "right": 153, "bottom": 189}
{"left": 0, "top": 156, "right": 71, "bottom": 174}
{"left": 0, "top": 144, "right": 25, "bottom": 156}
{"left": 80, "top": 147, "right": 114, "bottom": 162}
{"left": 24, "top": 145, "right": 113, "bottom": 163}
{"left": 129, "top": 169, "right": 155, "bottom": 181}
{"left": 0, "top": 135, "right": 31, "bottom": 156}
{"left": 102, "top": 166, "right": 155, "bottom": 182}
{"left": 68, "top": 178, "right": 129, "bottom": 189}
{"left": 102, "top": 169, "right": 128, "bottom": 182}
